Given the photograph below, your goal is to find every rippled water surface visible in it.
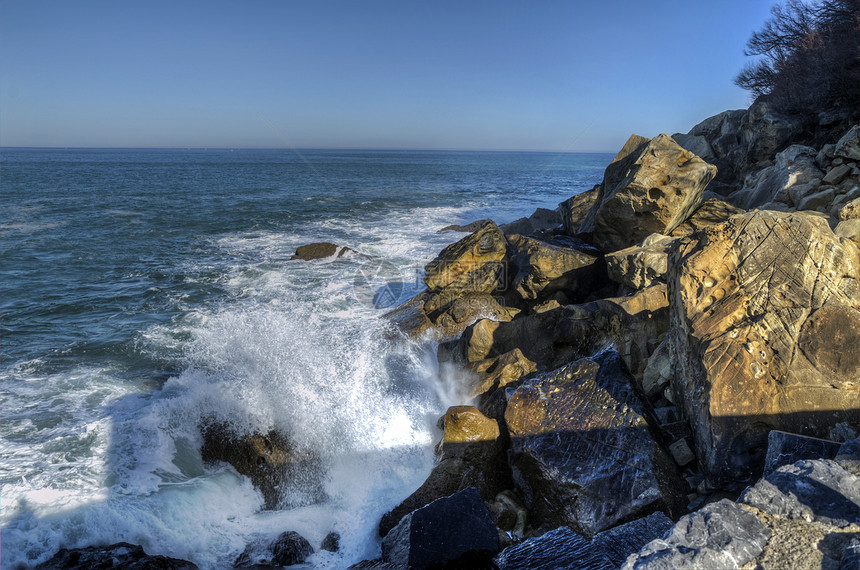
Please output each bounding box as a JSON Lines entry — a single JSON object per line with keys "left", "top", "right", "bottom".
{"left": 0, "top": 148, "right": 610, "bottom": 568}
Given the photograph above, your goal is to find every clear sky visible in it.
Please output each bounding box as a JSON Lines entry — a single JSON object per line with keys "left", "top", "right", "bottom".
{"left": 0, "top": 0, "right": 775, "bottom": 151}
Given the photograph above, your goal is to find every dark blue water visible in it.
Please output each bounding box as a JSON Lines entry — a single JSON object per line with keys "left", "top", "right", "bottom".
{"left": 0, "top": 148, "right": 609, "bottom": 568}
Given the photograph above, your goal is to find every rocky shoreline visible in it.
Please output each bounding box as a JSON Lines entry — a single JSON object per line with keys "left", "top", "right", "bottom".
{"left": 43, "top": 102, "right": 859, "bottom": 569}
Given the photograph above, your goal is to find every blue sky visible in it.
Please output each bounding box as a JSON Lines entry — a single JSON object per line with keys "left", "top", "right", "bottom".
{"left": 0, "top": 0, "right": 774, "bottom": 151}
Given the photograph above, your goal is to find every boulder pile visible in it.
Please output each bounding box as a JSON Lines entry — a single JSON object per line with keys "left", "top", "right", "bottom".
{"left": 368, "top": 114, "right": 860, "bottom": 568}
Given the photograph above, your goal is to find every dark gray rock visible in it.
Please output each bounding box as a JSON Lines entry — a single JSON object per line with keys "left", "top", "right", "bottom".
{"left": 494, "top": 512, "right": 673, "bottom": 570}
{"left": 622, "top": 499, "right": 770, "bottom": 569}
{"left": 381, "top": 487, "right": 498, "bottom": 569}
{"left": 739, "top": 459, "right": 860, "bottom": 528}
{"left": 271, "top": 531, "right": 313, "bottom": 566}
{"left": 836, "top": 438, "right": 860, "bottom": 476}
{"left": 839, "top": 537, "right": 860, "bottom": 570}
{"left": 42, "top": 542, "right": 198, "bottom": 569}
{"left": 505, "top": 350, "right": 684, "bottom": 536}
{"left": 321, "top": 532, "right": 340, "bottom": 553}
{"left": 594, "top": 512, "right": 674, "bottom": 568}
{"left": 494, "top": 527, "right": 614, "bottom": 570}
{"left": 763, "top": 430, "right": 842, "bottom": 475}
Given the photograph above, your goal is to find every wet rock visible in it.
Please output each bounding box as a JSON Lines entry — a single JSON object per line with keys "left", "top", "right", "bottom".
{"left": 622, "top": 499, "right": 770, "bottom": 570}
{"left": 438, "top": 219, "right": 493, "bottom": 233}
{"left": 579, "top": 133, "right": 716, "bottom": 252}
{"left": 290, "top": 242, "right": 355, "bottom": 260}
{"left": 200, "top": 423, "right": 324, "bottom": 510}
{"left": 605, "top": 234, "right": 675, "bottom": 290}
{"left": 271, "top": 531, "right": 314, "bottom": 566}
{"left": 321, "top": 532, "right": 340, "bottom": 553}
{"left": 378, "top": 407, "right": 510, "bottom": 537}
{"left": 763, "top": 431, "right": 842, "bottom": 476}
{"left": 424, "top": 220, "right": 507, "bottom": 293}
{"left": 667, "top": 210, "right": 860, "bottom": 489}
{"left": 835, "top": 125, "right": 860, "bottom": 161}
{"left": 423, "top": 292, "right": 520, "bottom": 339}
{"left": 42, "top": 543, "right": 198, "bottom": 570}
{"left": 505, "top": 350, "right": 684, "bottom": 536}
{"left": 381, "top": 487, "right": 499, "bottom": 569}
{"left": 559, "top": 185, "right": 601, "bottom": 235}
{"left": 464, "top": 348, "right": 538, "bottom": 401}
{"left": 458, "top": 285, "right": 669, "bottom": 381}
{"left": 739, "top": 459, "right": 860, "bottom": 528}
{"left": 507, "top": 234, "right": 603, "bottom": 301}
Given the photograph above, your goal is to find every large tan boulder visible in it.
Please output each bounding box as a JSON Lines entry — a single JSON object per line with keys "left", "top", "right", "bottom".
{"left": 668, "top": 210, "right": 860, "bottom": 489}
{"left": 385, "top": 291, "right": 519, "bottom": 340}
{"left": 579, "top": 133, "right": 717, "bottom": 253}
{"left": 507, "top": 234, "right": 604, "bottom": 302}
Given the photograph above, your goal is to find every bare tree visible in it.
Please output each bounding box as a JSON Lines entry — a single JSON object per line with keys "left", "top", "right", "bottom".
{"left": 735, "top": 0, "right": 860, "bottom": 115}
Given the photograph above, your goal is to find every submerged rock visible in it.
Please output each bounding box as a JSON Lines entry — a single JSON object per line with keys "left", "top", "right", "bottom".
{"left": 623, "top": 499, "right": 770, "bottom": 570}
{"left": 668, "top": 210, "right": 860, "bottom": 489}
{"left": 200, "top": 423, "right": 324, "bottom": 510}
{"left": 234, "top": 531, "right": 314, "bottom": 568}
{"left": 381, "top": 487, "right": 499, "bottom": 569}
{"left": 505, "top": 350, "right": 684, "bottom": 536}
{"left": 42, "top": 543, "right": 198, "bottom": 569}
{"left": 290, "top": 242, "right": 355, "bottom": 260}
{"left": 579, "top": 133, "right": 716, "bottom": 253}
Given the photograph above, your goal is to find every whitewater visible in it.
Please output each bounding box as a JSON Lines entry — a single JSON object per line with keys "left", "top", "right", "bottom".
{"left": 0, "top": 148, "right": 609, "bottom": 568}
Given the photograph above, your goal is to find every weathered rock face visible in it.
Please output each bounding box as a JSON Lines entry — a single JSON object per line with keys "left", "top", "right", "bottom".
{"left": 669, "top": 198, "right": 744, "bottom": 237}
{"left": 839, "top": 197, "right": 860, "bottom": 221}
{"left": 579, "top": 133, "right": 717, "bottom": 253}
{"left": 378, "top": 406, "right": 511, "bottom": 537}
{"left": 42, "top": 543, "right": 198, "bottom": 570}
{"left": 424, "top": 220, "right": 507, "bottom": 293}
{"left": 507, "top": 234, "right": 604, "bottom": 301}
{"left": 505, "top": 350, "right": 684, "bottom": 537}
{"left": 459, "top": 285, "right": 669, "bottom": 381}
{"left": 622, "top": 499, "right": 771, "bottom": 570}
{"left": 739, "top": 459, "right": 860, "bottom": 528}
{"left": 200, "top": 423, "right": 324, "bottom": 510}
{"left": 605, "top": 234, "right": 676, "bottom": 290}
{"left": 559, "top": 185, "right": 601, "bottom": 235}
{"left": 494, "top": 512, "right": 673, "bottom": 570}
{"left": 667, "top": 210, "right": 860, "bottom": 489}
{"left": 381, "top": 487, "right": 499, "bottom": 569}
{"left": 291, "top": 242, "right": 355, "bottom": 260}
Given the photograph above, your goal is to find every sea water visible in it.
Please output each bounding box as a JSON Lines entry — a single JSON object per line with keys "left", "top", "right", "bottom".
{"left": 0, "top": 148, "right": 610, "bottom": 568}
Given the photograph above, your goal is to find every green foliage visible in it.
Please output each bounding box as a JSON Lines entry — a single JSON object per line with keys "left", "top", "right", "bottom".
{"left": 735, "top": 0, "right": 860, "bottom": 115}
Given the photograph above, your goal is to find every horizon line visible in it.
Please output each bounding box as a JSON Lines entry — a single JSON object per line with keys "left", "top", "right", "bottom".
{"left": 0, "top": 145, "right": 618, "bottom": 154}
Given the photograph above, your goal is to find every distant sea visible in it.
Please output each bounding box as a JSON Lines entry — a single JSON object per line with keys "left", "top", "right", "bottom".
{"left": 0, "top": 148, "right": 610, "bottom": 568}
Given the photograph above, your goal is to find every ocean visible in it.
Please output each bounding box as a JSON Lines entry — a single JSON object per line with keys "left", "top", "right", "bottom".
{"left": 0, "top": 148, "right": 610, "bottom": 568}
